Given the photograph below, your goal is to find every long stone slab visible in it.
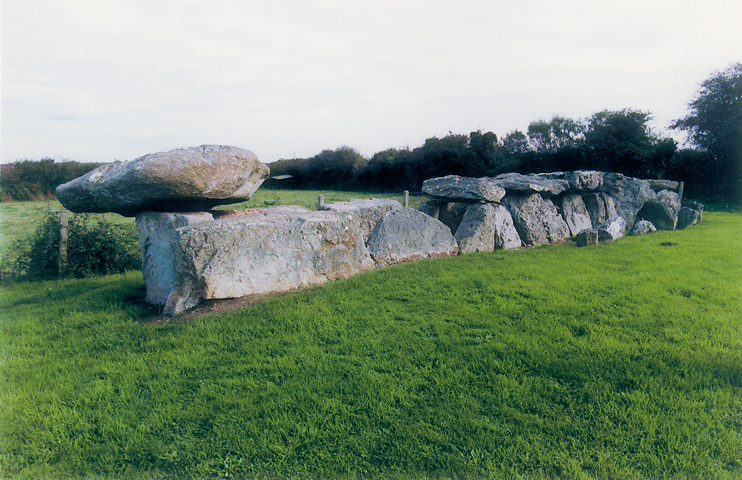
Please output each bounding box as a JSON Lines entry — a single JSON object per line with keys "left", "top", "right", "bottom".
{"left": 138, "top": 209, "right": 375, "bottom": 315}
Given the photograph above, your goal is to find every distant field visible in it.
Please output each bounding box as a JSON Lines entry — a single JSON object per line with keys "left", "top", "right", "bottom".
{"left": 1, "top": 211, "right": 740, "bottom": 479}
{"left": 0, "top": 189, "right": 424, "bottom": 249}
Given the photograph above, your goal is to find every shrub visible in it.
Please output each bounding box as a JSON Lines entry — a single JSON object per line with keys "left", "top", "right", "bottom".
{"left": 1, "top": 210, "right": 141, "bottom": 282}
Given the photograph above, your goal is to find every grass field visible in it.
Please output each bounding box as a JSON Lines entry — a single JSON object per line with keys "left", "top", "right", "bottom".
{"left": 0, "top": 200, "right": 741, "bottom": 478}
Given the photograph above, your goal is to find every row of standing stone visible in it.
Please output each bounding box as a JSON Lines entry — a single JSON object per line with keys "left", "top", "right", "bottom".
{"left": 417, "top": 172, "right": 703, "bottom": 252}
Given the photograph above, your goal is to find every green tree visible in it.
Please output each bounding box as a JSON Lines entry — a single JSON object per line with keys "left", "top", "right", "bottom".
{"left": 527, "top": 120, "right": 552, "bottom": 153}
{"left": 671, "top": 62, "right": 742, "bottom": 186}
{"left": 468, "top": 130, "right": 502, "bottom": 174}
{"left": 527, "top": 116, "right": 582, "bottom": 153}
{"left": 294, "top": 146, "right": 367, "bottom": 189}
{"left": 357, "top": 148, "right": 414, "bottom": 190}
{"left": 584, "top": 109, "right": 656, "bottom": 175}
{"left": 414, "top": 133, "right": 471, "bottom": 179}
{"left": 502, "top": 130, "right": 529, "bottom": 155}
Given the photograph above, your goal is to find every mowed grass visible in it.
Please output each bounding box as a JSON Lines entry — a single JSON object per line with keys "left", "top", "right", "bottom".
{"left": 1, "top": 212, "right": 741, "bottom": 479}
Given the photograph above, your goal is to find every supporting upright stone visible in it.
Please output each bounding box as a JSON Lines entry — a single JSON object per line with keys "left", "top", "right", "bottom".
{"left": 583, "top": 193, "right": 618, "bottom": 227}
{"left": 501, "top": 194, "right": 570, "bottom": 246}
{"left": 561, "top": 194, "right": 593, "bottom": 236}
{"left": 601, "top": 173, "right": 656, "bottom": 229}
{"left": 136, "top": 212, "right": 216, "bottom": 311}
{"left": 638, "top": 190, "right": 681, "bottom": 230}
{"left": 454, "top": 203, "right": 521, "bottom": 253}
{"left": 677, "top": 207, "right": 702, "bottom": 229}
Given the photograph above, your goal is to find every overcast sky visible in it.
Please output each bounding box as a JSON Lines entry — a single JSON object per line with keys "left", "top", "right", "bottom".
{"left": 2, "top": 0, "right": 741, "bottom": 165}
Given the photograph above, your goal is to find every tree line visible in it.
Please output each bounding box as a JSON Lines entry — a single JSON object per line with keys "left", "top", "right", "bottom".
{"left": 270, "top": 109, "right": 688, "bottom": 191}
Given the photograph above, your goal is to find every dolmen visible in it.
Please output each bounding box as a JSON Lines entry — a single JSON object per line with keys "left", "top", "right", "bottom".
{"left": 56, "top": 145, "right": 459, "bottom": 314}
{"left": 56, "top": 145, "right": 703, "bottom": 315}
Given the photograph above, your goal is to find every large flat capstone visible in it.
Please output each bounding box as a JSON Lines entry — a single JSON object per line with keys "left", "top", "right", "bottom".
{"left": 422, "top": 175, "right": 506, "bottom": 203}
{"left": 56, "top": 145, "right": 270, "bottom": 216}
{"left": 489, "top": 172, "right": 570, "bottom": 197}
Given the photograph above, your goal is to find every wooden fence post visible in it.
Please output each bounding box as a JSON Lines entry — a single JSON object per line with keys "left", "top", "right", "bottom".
{"left": 403, "top": 190, "right": 409, "bottom": 208}
{"left": 318, "top": 195, "right": 325, "bottom": 210}
{"left": 59, "top": 206, "right": 69, "bottom": 277}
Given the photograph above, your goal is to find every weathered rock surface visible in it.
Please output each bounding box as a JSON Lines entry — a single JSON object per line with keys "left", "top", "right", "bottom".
{"left": 601, "top": 173, "right": 656, "bottom": 228}
{"left": 454, "top": 204, "right": 496, "bottom": 254}
{"left": 597, "top": 216, "right": 627, "bottom": 241}
{"left": 454, "top": 203, "right": 521, "bottom": 254}
{"left": 583, "top": 192, "right": 619, "bottom": 228}
{"left": 491, "top": 205, "right": 523, "bottom": 250}
{"left": 539, "top": 171, "right": 604, "bottom": 192}
{"left": 367, "top": 208, "right": 458, "bottom": 267}
{"left": 560, "top": 194, "right": 593, "bottom": 236}
{"left": 136, "top": 212, "right": 215, "bottom": 310}
{"left": 638, "top": 190, "right": 681, "bottom": 230}
{"left": 141, "top": 209, "right": 375, "bottom": 315}
{"left": 677, "top": 207, "right": 702, "bottom": 229}
{"left": 489, "top": 172, "right": 570, "bottom": 197}
{"left": 501, "top": 194, "right": 570, "bottom": 246}
{"left": 56, "top": 145, "right": 270, "bottom": 216}
{"left": 575, "top": 228, "right": 599, "bottom": 247}
{"left": 648, "top": 179, "right": 680, "bottom": 192}
{"left": 657, "top": 190, "right": 682, "bottom": 213}
{"left": 630, "top": 220, "right": 657, "bottom": 236}
{"left": 422, "top": 175, "right": 506, "bottom": 203}
{"left": 322, "top": 198, "right": 401, "bottom": 241}
{"left": 418, "top": 200, "right": 489, "bottom": 243}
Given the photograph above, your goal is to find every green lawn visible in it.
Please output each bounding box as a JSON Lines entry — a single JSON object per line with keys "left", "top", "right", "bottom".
{"left": 1, "top": 211, "right": 741, "bottom": 479}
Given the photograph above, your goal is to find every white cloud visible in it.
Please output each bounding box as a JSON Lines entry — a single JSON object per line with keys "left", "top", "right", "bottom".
{"left": 2, "top": 0, "right": 741, "bottom": 163}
